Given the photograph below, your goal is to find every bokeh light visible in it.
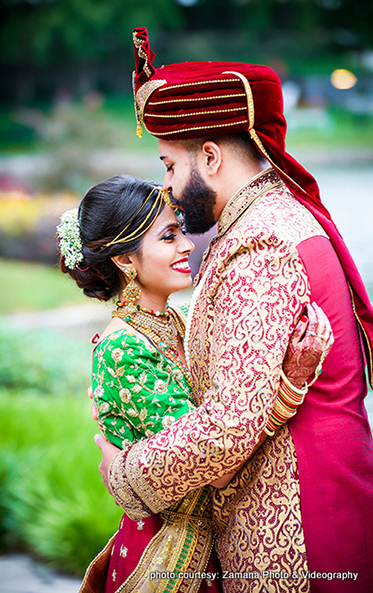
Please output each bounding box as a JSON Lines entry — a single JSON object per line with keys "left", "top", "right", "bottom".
{"left": 331, "top": 68, "right": 358, "bottom": 90}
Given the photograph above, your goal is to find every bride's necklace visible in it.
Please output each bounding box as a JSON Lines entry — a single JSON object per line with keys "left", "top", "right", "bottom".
{"left": 113, "top": 303, "right": 181, "bottom": 354}
{"left": 112, "top": 302, "right": 191, "bottom": 385}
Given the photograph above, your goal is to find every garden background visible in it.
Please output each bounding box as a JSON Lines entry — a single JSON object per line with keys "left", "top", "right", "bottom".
{"left": 0, "top": 0, "right": 373, "bottom": 582}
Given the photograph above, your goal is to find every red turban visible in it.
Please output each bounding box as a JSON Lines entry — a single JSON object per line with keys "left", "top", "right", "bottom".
{"left": 132, "top": 27, "right": 373, "bottom": 380}
{"left": 132, "top": 27, "right": 328, "bottom": 220}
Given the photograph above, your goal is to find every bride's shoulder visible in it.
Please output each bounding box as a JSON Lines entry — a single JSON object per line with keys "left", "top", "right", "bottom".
{"left": 98, "top": 317, "right": 127, "bottom": 342}
{"left": 93, "top": 318, "right": 135, "bottom": 352}
{"left": 93, "top": 318, "right": 157, "bottom": 359}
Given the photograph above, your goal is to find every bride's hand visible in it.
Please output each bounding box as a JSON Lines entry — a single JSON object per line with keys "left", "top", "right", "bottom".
{"left": 283, "top": 302, "right": 334, "bottom": 389}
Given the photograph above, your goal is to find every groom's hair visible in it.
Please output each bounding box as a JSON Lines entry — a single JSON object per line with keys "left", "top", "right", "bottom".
{"left": 180, "top": 132, "right": 267, "bottom": 167}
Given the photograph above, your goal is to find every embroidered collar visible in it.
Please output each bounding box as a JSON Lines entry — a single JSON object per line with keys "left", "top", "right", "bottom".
{"left": 218, "top": 167, "right": 285, "bottom": 236}
{"left": 195, "top": 168, "right": 285, "bottom": 284}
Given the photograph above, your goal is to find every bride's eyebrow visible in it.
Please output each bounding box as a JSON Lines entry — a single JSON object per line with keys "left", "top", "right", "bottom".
{"left": 153, "top": 221, "right": 181, "bottom": 237}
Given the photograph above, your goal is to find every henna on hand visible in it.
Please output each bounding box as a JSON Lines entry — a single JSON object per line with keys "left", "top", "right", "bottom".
{"left": 283, "top": 302, "right": 334, "bottom": 389}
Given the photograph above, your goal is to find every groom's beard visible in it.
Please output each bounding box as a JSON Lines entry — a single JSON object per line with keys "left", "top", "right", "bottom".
{"left": 172, "top": 166, "right": 217, "bottom": 235}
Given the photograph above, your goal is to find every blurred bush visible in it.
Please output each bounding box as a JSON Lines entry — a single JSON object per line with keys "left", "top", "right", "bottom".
{"left": 11, "top": 98, "right": 134, "bottom": 192}
{"left": 0, "top": 390, "right": 123, "bottom": 573}
{"left": 0, "top": 319, "right": 91, "bottom": 395}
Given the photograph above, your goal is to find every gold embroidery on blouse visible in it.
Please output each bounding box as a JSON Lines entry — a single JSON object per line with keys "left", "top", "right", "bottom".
{"left": 93, "top": 329, "right": 193, "bottom": 449}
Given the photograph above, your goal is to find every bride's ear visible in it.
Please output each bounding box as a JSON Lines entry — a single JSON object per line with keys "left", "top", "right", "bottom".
{"left": 111, "top": 253, "right": 135, "bottom": 274}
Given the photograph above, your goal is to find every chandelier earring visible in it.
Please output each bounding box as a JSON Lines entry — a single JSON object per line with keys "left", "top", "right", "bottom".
{"left": 121, "top": 268, "right": 141, "bottom": 320}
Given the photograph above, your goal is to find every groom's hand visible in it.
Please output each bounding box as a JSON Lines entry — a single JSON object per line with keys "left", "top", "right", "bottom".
{"left": 87, "top": 386, "right": 98, "bottom": 421}
{"left": 94, "top": 434, "right": 120, "bottom": 491}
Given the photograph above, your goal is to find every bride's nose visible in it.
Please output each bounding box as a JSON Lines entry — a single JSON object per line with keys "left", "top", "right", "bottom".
{"left": 178, "top": 234, "right": 195, "bottom": 254}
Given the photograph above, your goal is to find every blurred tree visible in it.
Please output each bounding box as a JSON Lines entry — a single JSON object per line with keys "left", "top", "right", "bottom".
{"left": 1, "top": 0, "right": 372, "bottom": 103}
{"left": 0, "top": 0, "right": 184, "bottom": 101}
{"left": 0, "top": 0, "right": 183, "bottom": 66}
{"left": 178, "top": 0, "right": 373, "bottom": 49}
{"left": 2, "top": 0, "right": 372, "bottom": 68}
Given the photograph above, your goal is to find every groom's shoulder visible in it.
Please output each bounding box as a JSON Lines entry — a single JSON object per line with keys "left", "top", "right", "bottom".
{"left": 233, "top": 184, "right": 327, "bottom": 248}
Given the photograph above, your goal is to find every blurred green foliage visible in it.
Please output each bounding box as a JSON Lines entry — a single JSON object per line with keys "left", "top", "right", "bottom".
{"left": 0, "top": 109, "right": 38, "bottom": 152}
{"left": 0, "top": 318, "right": 91, "bottom": 394}
{"left": 1, "top": 0, "right": 372, "bottom": 105}
{"left": 0, "top": 95, "right": 158, "bottom": 155}
{"left": 0, "top": 390, "right": 122, "bottom": 573}
{"left": 0, "top": 301, "right": 121, "bottom": 573}
{"left": 0, "top": 0, "right": 183, "bottom": 66}
{"left": 1, "top": 0, "right": 372, "bottom": 68}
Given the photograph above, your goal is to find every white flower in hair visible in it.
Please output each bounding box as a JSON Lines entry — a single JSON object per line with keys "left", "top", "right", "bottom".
{"left": 57, "top": 208, "right": 84, "bottom": 270}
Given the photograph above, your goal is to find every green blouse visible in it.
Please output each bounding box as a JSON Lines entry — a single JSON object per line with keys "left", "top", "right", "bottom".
{"left": 92, "top": 328, "right": 194, "bottom": 449}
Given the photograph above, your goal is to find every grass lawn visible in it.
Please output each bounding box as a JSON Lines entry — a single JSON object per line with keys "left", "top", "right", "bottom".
{"left": 0, "top": 258, "right": 87, "bottom": 315}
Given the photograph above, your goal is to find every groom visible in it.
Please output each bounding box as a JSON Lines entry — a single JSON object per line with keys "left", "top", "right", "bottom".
{"left": 95, "top": 28, "right": 373, "bottom": 592}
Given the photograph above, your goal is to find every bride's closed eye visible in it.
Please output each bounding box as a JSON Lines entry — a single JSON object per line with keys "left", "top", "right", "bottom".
{"left": 161, "top": 232, "right": 177, "bottom": 242}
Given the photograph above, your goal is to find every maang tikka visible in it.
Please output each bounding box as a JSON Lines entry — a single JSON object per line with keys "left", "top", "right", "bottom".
{"left": 122, "top": 268, "right": 141, "bottom": 319}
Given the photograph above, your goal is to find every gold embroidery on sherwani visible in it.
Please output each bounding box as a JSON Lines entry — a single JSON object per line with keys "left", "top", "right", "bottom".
{"left": 122, "top": 172, "right": 314, "bottom": 500}
{"left": 218, "top": 170, "right": 284, "bottom": 236}
{"left": 197, "top": 168, "right": 327, "bottom": 280}
{"left": 109, "top": 447, "right": 153, "bottom": 520}
{"left": 126, "top": 439, "right": 168, "bottom": 514}
{"left": 107, "top": 169, "right": 329, "bottom": 591}
{"left": 212, "top": 426, "right": 310, "bottom": 593}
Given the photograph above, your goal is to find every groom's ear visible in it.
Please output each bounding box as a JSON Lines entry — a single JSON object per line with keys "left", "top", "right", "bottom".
{"left": 200, "top": 140, "right": 222, "bottom": 177}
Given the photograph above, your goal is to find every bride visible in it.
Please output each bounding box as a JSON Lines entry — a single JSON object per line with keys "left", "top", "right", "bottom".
{"left": 57, "top": 174, "right": 332, "bottom": 593}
